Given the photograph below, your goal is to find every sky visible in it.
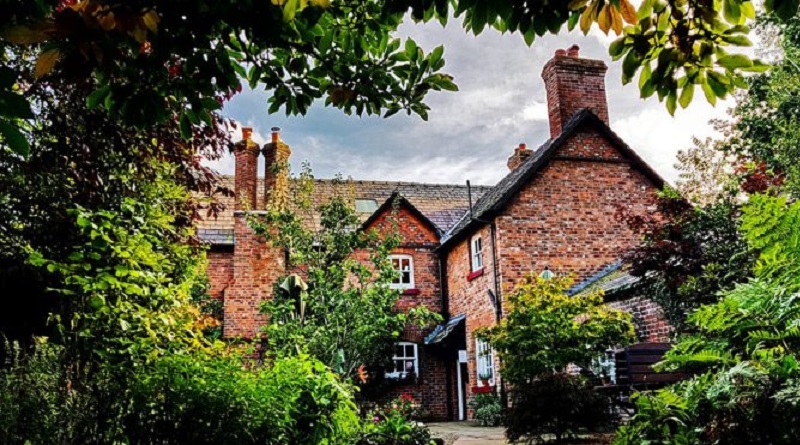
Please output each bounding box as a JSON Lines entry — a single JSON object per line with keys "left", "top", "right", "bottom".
{"left": 206, "top": 17, "right": 733, "bottom": 187}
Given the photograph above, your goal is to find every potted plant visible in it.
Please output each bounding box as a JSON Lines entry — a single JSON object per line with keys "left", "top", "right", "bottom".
{"left": 590, "top": 357, "right": 614, "bottom": 385}
{"left": 478, "top": 370, "right": 493, "bottom": 387}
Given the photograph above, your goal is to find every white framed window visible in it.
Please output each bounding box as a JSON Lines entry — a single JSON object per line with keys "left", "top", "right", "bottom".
{"left": 475, "top": 338, "right": 496, "bottom": 386}
{"left": 471, "top": 235, "right": 483, "bottom": 271}
{"left": 390, "top": 254, "right": 414, "bottom": 289}
{"left": 386, "top": 342, "right": 419, "bottom": 378}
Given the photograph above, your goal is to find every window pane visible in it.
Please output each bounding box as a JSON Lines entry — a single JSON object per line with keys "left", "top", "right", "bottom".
{"left": 355, "top": 198, "right": 379, "bottom": 213}
{"left": 395, "top": 345, "right": 403, "bottom": 357}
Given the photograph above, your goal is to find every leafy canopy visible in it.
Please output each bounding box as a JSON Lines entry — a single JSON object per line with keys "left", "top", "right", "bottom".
{"left": 480, "top": 274, "right": 635, "bottom": 383}
{"left": 616, "top": 194, "right": 800, "bottom": 445}
{"left": 2, "top": 0, "right": 796, "bottom": 155}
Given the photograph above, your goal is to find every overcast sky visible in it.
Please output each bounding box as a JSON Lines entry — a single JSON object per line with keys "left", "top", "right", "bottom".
{"left": 206, "top": 18, "right": 733, "bottom": 186}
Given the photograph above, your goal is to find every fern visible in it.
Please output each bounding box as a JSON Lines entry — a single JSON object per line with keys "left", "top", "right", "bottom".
{"left": 741, "top": 194, "right": 800, "bottom": 291}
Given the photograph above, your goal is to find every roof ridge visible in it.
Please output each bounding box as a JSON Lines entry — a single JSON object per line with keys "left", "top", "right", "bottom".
{"left": 440, "top": 109, "right": 666, "bottom": 248}
{"left": 215, "top": 174, "right": 492, "bottom": 189}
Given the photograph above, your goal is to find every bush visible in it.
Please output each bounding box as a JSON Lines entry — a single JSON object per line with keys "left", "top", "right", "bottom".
{"left": 470, "top": 393, "right": 503, "bottom": 427}
{"left": 505, "top": 372, "right": 617, "bottom": 444}
{"left": 359, "top": 396, "right": 434, "bottom": 445}
{"left": 0, "top": 339, "right": 363, "bottom": 444}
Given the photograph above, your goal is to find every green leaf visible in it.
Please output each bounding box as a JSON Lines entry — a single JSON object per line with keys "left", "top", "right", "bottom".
{"left": 609, "top": 37, "right": 627, "bottom": 60}
{"left": 740, "top": 59, "right": 771, "bottom": 73}
{"left": 723, "top": 0, "right": 742, "bottom": 24}
{"left": 721, "top": 35, "right": 753, "bottom": 47}
{"left": 679, "top": 83, "right": 694, "bottom": 109}
{"left": 179, "top": 112, "right": 192, "bottom": 140}
{"left": 0, "top": 120, "right": 29, "bottom": 157}
{"left": 0, "top": 91, "right": 34, "bottom": 119}
{"left": 717, "top": 54, "right": 753, "bottom": 69}
{"left": 87, "top": 85, "right": 112, "bottom": 109}
{"left": 666, "top": 89, "right": 677, "bottom": 116}
{"left": 701, "top": 80, "right": 717, "bottom": 106}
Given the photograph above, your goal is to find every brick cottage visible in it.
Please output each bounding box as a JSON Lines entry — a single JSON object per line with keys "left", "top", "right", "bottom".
{"left": 198, "top": 45, "right": 671, "bottom": 421}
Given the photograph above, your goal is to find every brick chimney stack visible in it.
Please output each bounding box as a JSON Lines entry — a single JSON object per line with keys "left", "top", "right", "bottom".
{"left": 541, "top": 44, "right": 609, "bottom": 139}
{"left": 263, "top": 126, "right": 292, "bottom": 211}
{"left": 507, "top": 143, "right": 531, "bottom": 170}
{"left": 234, "top": 126, "right": 260, "bottom": 210}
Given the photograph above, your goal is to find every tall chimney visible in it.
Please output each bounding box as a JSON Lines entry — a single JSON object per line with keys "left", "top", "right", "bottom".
{"left": 234, "top": 126, "right": 260, "bottom": 210}
{"left": 507, "top": 143, "right": 531, "bottom": 170}
{"left": 263, "top": 127, "right": 291, "bottom": 211}
{"left": 541, "top": 45, "right": 609, "bottom": 139}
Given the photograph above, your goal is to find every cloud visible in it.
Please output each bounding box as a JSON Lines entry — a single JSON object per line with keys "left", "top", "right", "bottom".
{"left": 204, "top": 17, "right": 731, "bottom": 188}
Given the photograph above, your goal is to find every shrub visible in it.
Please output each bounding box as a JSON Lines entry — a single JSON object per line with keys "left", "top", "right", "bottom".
{"left": 0, "top": 339, "right": 363, "bottom": 444}
{"left": 359, "top": 396, "right": 434, "bottom": 445}
{"left": 470, "top": 393, "right": 503, "bottom": 427}
{"left": 506, "top": 372, "right": 617, "bottom": 444}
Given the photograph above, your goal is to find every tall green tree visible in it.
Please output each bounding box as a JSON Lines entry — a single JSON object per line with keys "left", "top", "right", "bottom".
{"left": 721, "top": 15, "right": 800, "bottom": 195}
{"left": 249, "top": 172, "right": 438, "bottom": 380}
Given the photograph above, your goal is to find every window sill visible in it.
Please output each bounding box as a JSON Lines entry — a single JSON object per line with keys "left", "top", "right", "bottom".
{"left": 471, "top": 384, "right": 496, "bottom": 394}
{"left": 402, "top": 288, "right": 421, "bottom": 296}
{"left": 466, "top": 268, "right": 484, "bottom": 281}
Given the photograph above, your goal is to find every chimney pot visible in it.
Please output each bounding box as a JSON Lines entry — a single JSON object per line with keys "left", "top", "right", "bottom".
{"left": 519, "top": 143, "right": 527, "bottom": 150}
{"left": 541, "top": 45, "right": 608, "bottom": 138}
{"left": 567, "top": 44, "right": 580, "bottom": 57}
{"left": 242, "top": 126, "right": 253, "bottom": 141}
{"left": 555, "top": 48, "right": 567, "bottom": 57}
{"left": 271, "top": 127, "right": 281, "bottom": 143}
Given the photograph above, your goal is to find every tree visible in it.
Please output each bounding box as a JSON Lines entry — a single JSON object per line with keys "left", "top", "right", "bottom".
{"left": 0, "top": 48, "right": 229, "bottom": 348}
{"left": 481, "top": 274, "right": 634, "bottom": 381}
{"left": 719, "top": 14, "right": 800, "bottom": 195}
{"left": 619, "top": 188, "right": 755, "bottom": 331}
{"left": 249, "top": 171, "right": 438, "bottom": 380}
{"left": 614, "top": 193, "right": 800, "bottom": 445}
{"left": 1, "top": 0, "right": 792, "bottom": 158}
{"left": 481, "top": 274, "right": 634, "bottom": 444}
{"left": 674, "top": 136, "right": 739, "bottom": 206}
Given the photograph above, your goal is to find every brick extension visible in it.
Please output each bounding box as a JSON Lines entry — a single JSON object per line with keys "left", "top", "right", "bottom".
{"left": 197, "top": 46, "right": 672, "bottom": 420}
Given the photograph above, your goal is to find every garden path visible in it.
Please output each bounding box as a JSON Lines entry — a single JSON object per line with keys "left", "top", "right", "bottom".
{"left": 427, "top": 422, "right": 508, "bottom": 445}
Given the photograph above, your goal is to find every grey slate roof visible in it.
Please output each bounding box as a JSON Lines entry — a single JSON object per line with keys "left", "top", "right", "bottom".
{"left": 198, "top": 228, "right": 235, "bottom": 246}
{"left": 440, "top": 109, "right": 666, "bottom": 249}
{"left": 566, "top": 260, "right": 641, "bottom": 297}
{"left": 196, "top": 178, "right": 492, "bottom": 245}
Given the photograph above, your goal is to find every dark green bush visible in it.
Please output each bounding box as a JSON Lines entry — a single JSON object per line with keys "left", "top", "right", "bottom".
{"left": 469, "top": 393, "right": 503, "bottom": 427}
{"left": 0, "top": 339, "right": 362, "bottom": 444}
{"left": 505, "top": 372, "right": 617, "bottom": 444}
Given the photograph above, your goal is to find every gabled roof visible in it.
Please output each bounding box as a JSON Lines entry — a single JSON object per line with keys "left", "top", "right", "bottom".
{"left": 360, "top": 191, "right": 444, "bottom": 237}
{"left": 197, "top": 178, "right": 492, "bottom": 245}
{"left": 440, "top": 109, "right": 666, "bottom": 250}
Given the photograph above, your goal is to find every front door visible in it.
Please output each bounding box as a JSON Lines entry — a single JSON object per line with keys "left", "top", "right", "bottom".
{"left": 456, "top": 350, "right": 468, "bottom": 420}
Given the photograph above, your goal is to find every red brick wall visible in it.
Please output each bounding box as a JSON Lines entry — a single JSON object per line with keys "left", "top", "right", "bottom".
{"left": 609, "top": 296, "right": 671, "bottom": 342}
{"left": 363, "top": 203, "right": 450, "bottom": 420}
{"left": 223, "top": 215, "right": 285, "bottom": 338}
{"left": 207, "top": 251, "right": 233, "bottom": 300}
{"left": 445, "top": 127, "right": 659, "bottom": 418}
{"left": 445, "top": 224, "right": 501, "bottom": 412}
{"left": 495, "top": 128, "right": 658, "bottom": 295}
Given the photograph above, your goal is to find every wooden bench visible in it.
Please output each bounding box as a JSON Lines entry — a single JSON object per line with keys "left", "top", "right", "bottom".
{"left": 614, "top": 342, "right": 688, "bottom": 389}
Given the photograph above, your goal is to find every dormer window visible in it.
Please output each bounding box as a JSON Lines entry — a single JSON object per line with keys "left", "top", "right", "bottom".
{"left": 390, "top": 254, "right": 414, "bottom": 289}
{"left": 471, "top": 235, "right": 483, "bottom": 272}
{"left": 355, "top": 198, "right": 379, "bottom": 213}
